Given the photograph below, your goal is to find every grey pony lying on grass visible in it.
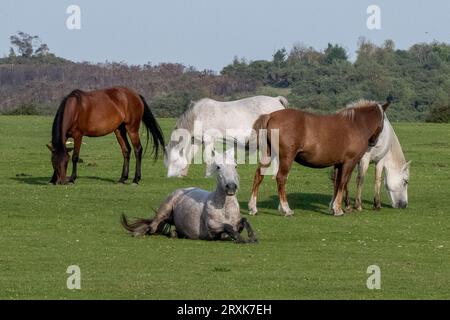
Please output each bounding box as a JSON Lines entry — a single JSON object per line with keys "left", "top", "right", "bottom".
{"left": 121, "top": 149, "right": 257, "bottom": 244}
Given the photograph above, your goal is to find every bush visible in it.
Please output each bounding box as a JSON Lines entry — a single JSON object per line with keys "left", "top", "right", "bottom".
{"left": 3, "top": 104, "right": 41, "bottom": 115}
{"left": 426, "top": 104, "right": 450, "bottom": 123}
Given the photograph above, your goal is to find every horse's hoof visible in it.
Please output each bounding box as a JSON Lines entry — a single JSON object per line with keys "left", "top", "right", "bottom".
{"left": 248, "top": 209, "right": 258, "bottom": 216}
{"left": 355, "top": 206, "right": 363, "bottom": 212}
{"left": 345, "top": 206, "right": 353, "bottom": 213}
{"left": 131, "top": 182, "right": 139, "bottom": 187}
{"left": 334, "top": 210, "right": 345, "bottom": 217}
{"left": 279, "top": 204, "right": 294, "bottom": 216}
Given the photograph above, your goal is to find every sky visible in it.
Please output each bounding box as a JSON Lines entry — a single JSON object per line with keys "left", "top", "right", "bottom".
{"left": 1, "top": 0, "right": 450, "bottom": 72}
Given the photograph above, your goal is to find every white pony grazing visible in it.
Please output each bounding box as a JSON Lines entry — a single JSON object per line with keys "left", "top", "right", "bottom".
{"left": 164, "top": 95, "right": 288, "bottom": 178}
{"left": 346, "top": 114, "right": 410, "bottom": 210}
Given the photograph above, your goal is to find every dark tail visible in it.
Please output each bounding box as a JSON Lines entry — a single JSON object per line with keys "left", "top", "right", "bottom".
{"left": 121, "top": 213, "right": 171, "bottom": 237}
{"left": 52, "top": 90, "right": 83, "bottom": 157}
{"left": 252, "top": 114, "right": 272, "bottom": 166}
{"left": 121, "top": 214, "right": 153, "bottom": 237}
{"left": 139, "top": 95, "right": 165, "bottom": 160}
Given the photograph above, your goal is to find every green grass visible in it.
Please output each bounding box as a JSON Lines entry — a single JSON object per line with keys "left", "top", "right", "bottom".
{"left": 0, "top": 116, "right": 449, "bottom": 299}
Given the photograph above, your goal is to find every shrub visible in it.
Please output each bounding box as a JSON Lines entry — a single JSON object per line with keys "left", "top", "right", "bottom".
{"left": 3, "top": 104, "right": 41, "bottom": 115}
{"left": 426, "top": 104, "right": 450, "bottom": 123}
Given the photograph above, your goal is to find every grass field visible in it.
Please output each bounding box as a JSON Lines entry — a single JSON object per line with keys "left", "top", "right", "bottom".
{"left": 0, "top": 116, "right": 449, "bottom": 299}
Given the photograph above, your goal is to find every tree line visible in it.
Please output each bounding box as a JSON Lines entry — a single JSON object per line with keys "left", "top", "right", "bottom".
{"left": 1, "top": 32, "right": 450, "bottom": 122}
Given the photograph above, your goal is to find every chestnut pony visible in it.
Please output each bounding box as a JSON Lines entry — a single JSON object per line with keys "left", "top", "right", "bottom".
{"left": 48, "top": 86, "right": 165, "bottom": 185}
{"left": 248, "top": 97, "right": 392, "bottom": 217}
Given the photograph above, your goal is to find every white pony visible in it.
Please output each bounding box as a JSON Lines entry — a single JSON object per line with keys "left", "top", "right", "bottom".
{"left": 345, "top": 114, "right": 410, "bottom": 210}
{"left": 122, "top": 149, "right": 257, "bottom": 243}
{"left": 164, "top": 95, "right": 288, "bottom": 178}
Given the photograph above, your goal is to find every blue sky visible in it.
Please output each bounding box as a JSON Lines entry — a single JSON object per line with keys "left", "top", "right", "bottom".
{"left": 1, "top": 0, "right": 450, "bottom": 71}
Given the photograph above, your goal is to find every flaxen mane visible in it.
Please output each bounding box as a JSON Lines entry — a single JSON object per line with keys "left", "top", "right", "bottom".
{"left": 389, "top": 129, "right": 406, "bottom": 167}
{"left": 337, "top": 99, "right": 378, "bottom": 120}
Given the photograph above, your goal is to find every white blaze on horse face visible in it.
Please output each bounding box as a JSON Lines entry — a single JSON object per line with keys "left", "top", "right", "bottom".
{"left": 166, "top": 129, "right": 191, "bottom": 178}
{"left": 167, "top": 147, "right": 188, "bottom": 178}
{"left": 385, "top": 162, "right": 410, "bottom": 208}
{"left": 212, "top": 149, "right": 239, "bottom": 196}
{"left": 203, "top": 128, "right": 224, "bottom": 178}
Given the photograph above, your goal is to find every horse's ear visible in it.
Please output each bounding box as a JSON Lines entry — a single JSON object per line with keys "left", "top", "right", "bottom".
{"left": 46, "top": 143, "right": 54, "bottom": 152}
{"left": 404, "top": 160, "right": 412, "bottom": 171}
{"left": 382, "top": 95, "right": 394, "bottom": 111}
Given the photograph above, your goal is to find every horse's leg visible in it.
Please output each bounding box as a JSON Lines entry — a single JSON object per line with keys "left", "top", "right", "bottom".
{"left": 344, "top": 184, "right": 352, "bottom": 212}
{"left": 355, "top": 158, "right": 370, "bottom": 211}
{"left": 373, "top": 160, "right": 384, "bottom": 210}
{"left": 332, "top": 161, "right": 357, "bottom": 216}
{"left": 238, "top": 218, "right": 258, "bottom": 243}
{"left": 114, "top": 125, "right": 131, "bottom": 183}
{"left": 222, "top": 224, "right": 247, "bottom": 243}
{"left": 50, "top": 171, "right": 57, "bottom": 184}
{"left": 276, "top": 156, "right": 295, "bottom": 217}
{"left": 344, "top": 171, "right": 354, "bottom": 213}
{"left": 148, "top": 193, "right": 177, "bottom": 233}
{"left": 248, "top": 166, "right": 265, "bottom": 215}
{"left": 330, "top": 165, "right": 341, "bottom": 211}
{"left": 68, "top": 135, "right": 82, "bottom": 183}
{"left": 204, "top": 140, "right": 215, "bottom": 178}
{"left": 127, "top": 129, "right": 143, "bottom": 184}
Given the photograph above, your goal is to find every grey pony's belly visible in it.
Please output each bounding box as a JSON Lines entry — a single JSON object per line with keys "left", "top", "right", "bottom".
{"left": 172, "top": 188, "right": 209, "bottom": 240}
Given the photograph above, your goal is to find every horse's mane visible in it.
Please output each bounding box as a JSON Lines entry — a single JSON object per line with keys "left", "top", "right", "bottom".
{"left": 389, "top": 127, "right": 407, "bottom": 167}
{"left": 175, "top": 98, "right": 212, "bottom": 132}
{"left": 51, "top": 90, "right": 83, "bottom": 157}
{"left": 337, "top": 99, "right": 378, "bottom": 120}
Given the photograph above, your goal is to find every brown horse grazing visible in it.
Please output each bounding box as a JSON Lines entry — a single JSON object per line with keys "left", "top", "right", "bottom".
{"left": 248, "top": 97, "right": 393, "bottom": 217}
{"left": 48, "top": 86, "right": 165, "bottom": 185}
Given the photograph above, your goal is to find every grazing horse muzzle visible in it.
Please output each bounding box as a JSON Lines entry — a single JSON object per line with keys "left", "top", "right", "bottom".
{"left": 395, "top": 200, "right": 408, "bottom": 209}
{"left": 225, "top": 183, "right": 237, "bottom": 195}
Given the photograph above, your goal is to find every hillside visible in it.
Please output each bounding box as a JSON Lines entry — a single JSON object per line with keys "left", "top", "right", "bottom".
{"left": 1, "top": 34, "right": 450, "bottom": 122}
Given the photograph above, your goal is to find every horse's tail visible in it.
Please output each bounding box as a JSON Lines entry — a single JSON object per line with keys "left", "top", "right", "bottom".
{"left": 139, "top": 95, "right": 166, "bottom": 160}
{"left": 51, "top": 90, "right": 83, "bottom": 158}
{"left": 277, "top": 96, "right": 289, "bottom": 108}
{"left": 252, "top": 114, "right": 272, "bottom": 166}
{"left": 120, "top": 214, "right": 153, "bottom": 237}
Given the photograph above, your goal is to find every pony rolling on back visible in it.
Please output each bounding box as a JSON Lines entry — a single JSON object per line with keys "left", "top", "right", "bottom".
{"left": 48, "top": 86, "right": 165, "bottom": 185}
{"left": 164, "top": 95, "right": 288, "bottom": 178}
{"left": 122, "top": 149, "right": 257, "bottom": 243}
{"left": 249, "top": 97, "right": 393, "bottom": 217}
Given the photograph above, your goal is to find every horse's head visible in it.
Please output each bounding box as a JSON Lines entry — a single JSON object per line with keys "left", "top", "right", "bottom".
{"left": 165, "top": 143, "right": 187, "bottom": 178}
{"left": 46, "top": 143, "right": 72, "bottom": 184}
{"left": 385, "top": 161, "right": 410, "bottom": 209}
{"left": 212, "top": 149, "right": 239, "bottom": 196}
